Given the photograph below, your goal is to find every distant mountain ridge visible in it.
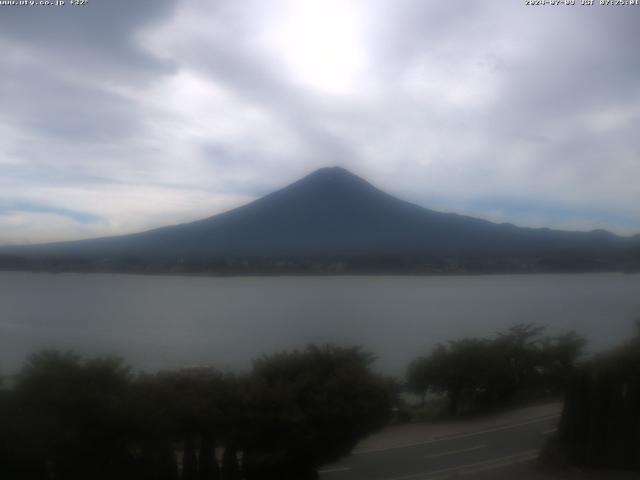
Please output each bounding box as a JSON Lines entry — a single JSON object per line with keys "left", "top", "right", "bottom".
{"left": 1, "top": 167, "right": 639, "bottom": 273}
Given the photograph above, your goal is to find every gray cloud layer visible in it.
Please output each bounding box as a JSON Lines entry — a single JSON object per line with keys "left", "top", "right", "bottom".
{"left": 1, "top": 0, "right": 639, "bottom": 244}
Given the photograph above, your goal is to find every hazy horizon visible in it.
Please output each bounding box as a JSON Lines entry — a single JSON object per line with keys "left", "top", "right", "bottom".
{"left": 2, "top": 165, "right": 639, "bottom": 248}
{"left": 1, "top": 1, "right": 640, "bottom": 245}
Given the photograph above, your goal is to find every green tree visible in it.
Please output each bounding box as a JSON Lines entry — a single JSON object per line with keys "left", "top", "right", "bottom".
{"left": 556, "top": 323, "right": 640, "bottom": 470}
{"left": 242, "top": 345, "right": 394, "bottom": 480}
{"left": 2, "top": 345, "right": 394, "bottom": 480}
{"left": 407, "top": 324, "right": 586, "bottom": 417}
{"left": 9, "top": 351, "right": 135, "bottom": 480}
{"left": 129, "top": 367, "right": 238, "bottom": 480}
{"left": 539, "top": 331, "right": 586, "bottom": 393}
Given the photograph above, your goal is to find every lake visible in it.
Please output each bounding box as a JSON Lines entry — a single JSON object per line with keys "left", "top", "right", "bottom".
{"left": 1, "top": 272, "right": 639, "bottom": 376}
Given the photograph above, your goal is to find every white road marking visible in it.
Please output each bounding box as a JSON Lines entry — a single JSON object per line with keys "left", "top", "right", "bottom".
{"left": 382, "top": 450, "right": 538, "bottom": 480}
{"left": 428, "top": 450, "right": 539, "bottom": 479}
{"left": 353, "top": 413, "right": 560, "bottom": 455}
{"left": 318, "top": 466, "right": 351, "bottom": 474}
{"left": 423, "top": 443, "right": 487, "bottom": 460}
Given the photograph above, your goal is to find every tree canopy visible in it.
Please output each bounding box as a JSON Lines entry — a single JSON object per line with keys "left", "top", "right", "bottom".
{"left": 407, "top": 324, "right": 586, "bottom": 416}
{"left": 0, "top": 345, "right": 393, "bottom": 480}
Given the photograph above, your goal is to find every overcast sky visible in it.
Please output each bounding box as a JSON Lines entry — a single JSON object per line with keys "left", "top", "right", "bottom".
{"left": 1, "top": 0, "right": 639, "bottom": 245}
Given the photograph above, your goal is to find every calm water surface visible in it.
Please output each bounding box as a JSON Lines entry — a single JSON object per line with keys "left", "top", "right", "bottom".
{"left": 1, "top": 272, "right": 639, "bottom": 375}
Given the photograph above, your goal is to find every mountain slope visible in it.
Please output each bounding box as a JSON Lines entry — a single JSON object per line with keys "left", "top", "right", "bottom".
{"left": 2, "top": 167, "right": 637, "bottom": 260}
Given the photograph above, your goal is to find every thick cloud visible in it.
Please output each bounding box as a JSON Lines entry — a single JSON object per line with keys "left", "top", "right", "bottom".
{"left": 0, "top": 0, "right": 639, "bottom": 245}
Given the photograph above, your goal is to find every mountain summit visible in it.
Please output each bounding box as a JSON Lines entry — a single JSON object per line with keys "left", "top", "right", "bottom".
{"left": 2, "top": 167, "right": 637, "bottom": 266}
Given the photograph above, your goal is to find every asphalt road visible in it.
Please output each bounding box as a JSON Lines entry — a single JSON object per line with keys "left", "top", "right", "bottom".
{"left": 319, "top": 411, "right": 560, "bottom": 480}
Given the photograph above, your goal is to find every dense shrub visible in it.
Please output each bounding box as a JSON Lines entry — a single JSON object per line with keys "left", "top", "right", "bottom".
{"left": 0, "top": 346, "right": 393, "bottom": 480}
{"left": 407, "top": 324, "right": 585, "bottom": 416}
{"left": 554, "top": 326, "right": 640, "bottom": 470}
